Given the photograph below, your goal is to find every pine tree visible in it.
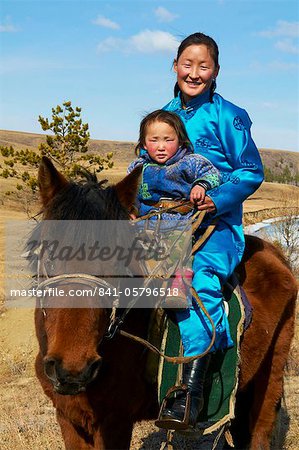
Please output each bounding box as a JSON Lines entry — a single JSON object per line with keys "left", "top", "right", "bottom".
{"left": 0, "top": 101, "right": 114, "bottom": 196}
{"left": 38, "top": 101, "right": 113, "bottom": 176}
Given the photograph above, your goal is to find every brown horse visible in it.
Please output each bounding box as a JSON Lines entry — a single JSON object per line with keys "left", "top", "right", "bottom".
{"left": 31, "top": 156, "right": 297, "bottom": 450}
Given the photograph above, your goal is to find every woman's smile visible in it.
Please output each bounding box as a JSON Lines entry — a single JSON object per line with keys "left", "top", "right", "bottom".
{"left": 186, "top": 81, "right": 201, "bottom": 86}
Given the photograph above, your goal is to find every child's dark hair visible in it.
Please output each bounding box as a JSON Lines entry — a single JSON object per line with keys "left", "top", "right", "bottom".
{"left": 174, "top": 32, "right": 219, "bottom": 102}
{"left": 135, "top": 110, "right": 193, "bottom": 155}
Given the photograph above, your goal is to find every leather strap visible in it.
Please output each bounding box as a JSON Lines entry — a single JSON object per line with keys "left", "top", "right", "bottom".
{"left": 143, "top": 199, "right": 194, "bottom": 215}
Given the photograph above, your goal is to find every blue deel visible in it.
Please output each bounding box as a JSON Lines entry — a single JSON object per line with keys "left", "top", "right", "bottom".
{"left": 163, "top": 90, "right": 264, "bottom": 356}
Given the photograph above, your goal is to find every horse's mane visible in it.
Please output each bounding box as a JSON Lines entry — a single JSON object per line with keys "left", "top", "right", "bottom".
{"left": 26, "top": 171, "right": 130, "bottom": 272}
{"left": 44, "top": 171, "right": 128, "bottom": 221}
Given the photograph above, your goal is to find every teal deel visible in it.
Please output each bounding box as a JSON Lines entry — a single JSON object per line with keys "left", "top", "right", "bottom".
{"left": 162, "top": 90, "right": 264, "bottom": 356}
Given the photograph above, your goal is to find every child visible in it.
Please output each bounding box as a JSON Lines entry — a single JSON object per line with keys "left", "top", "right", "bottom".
{"left": 128, "top": 109, "right": 221, "bottom": 307}
{"left": 129, "top": 109, "right": 220, "bottom": 219}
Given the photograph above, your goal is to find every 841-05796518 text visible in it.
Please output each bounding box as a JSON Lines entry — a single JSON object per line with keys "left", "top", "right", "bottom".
{"left": 10, "top": 286, "right": 179, "bottom": 298}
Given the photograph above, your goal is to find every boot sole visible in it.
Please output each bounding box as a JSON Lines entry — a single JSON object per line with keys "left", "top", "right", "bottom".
{"left": 155, "top": 417, "right": 192, "bottom": 431}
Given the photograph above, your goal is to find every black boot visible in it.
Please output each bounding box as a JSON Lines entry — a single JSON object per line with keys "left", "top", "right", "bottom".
{"left": 155, "top": 355, "right": 211, "bottom": 431}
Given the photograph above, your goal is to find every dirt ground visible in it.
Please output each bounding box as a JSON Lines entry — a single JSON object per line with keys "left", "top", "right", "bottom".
{"left": 0, "top": 179, "right": 298, "bottom": 449}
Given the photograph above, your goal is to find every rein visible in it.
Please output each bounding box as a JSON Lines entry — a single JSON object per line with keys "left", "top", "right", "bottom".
{"left": 119, "top": 287, "right": 216, "bottom": 364}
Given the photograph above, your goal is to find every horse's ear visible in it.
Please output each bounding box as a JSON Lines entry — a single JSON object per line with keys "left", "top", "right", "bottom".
{"left": 38, "top": 156, "right": 68, "bottom": 207}
{"left": 114, "top": 165, "right": 142, "bottom": 211}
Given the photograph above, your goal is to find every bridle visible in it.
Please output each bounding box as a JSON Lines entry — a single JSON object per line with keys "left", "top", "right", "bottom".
{"left": 37, "top": 273, "right": 118, "bottom": 309}
{"left": 36, "top": 265, "right": 123, "bottom": 339}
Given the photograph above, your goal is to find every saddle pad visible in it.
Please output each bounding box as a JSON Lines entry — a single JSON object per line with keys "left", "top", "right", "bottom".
{"left": 157, "top": 285, "right": 245, "bottom": 435}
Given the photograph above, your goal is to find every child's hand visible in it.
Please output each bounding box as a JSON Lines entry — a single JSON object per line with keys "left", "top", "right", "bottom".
{"left": 190, "top": 185, "right": 206, "bottom": 206}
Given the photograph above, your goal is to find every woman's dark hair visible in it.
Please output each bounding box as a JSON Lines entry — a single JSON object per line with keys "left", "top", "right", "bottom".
{"left": 174, "top": 32, "right": 219, "bottom": 102}
{"left": 135, "top": 110, "right": 193, "bottom": 155}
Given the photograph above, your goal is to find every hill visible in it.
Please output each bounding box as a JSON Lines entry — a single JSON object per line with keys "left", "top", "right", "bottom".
{"left": 0, "top": 129, "right": 135, "bottom": 166}
{"left": 0, "top": 129, "right": 298, "bottom": 214}
{"left": 0, "top": 129, "right": 298, "bottom": 173}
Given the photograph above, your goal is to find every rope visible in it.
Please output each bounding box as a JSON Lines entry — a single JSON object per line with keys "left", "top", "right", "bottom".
{"left": 119, "top": 287, "right": 216, "bottom": 364}
{"left": 159, "top": 430, "right": 174, "bottom": 450}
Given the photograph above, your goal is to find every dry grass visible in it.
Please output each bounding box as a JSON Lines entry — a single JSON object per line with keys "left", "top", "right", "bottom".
{"left": 283, "top": 375, "right": 299, "bottom": 450}
{"left": 0, "top": 377, "right": 64, "bottom": 450}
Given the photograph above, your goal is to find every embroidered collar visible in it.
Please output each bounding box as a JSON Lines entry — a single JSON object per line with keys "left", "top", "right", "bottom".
{"left": 173, "top": 90, "right": 211, "bottom": 112}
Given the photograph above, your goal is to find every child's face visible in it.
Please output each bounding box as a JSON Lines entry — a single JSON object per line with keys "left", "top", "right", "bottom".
{"left": 144, "top": 121, "right": 179, "bottom": 164}
{"left": 174, "top": 44, "right": 219, "bottom": 103}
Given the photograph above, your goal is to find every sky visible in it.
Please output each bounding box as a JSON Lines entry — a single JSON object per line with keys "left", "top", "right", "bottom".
{"left": 0, "top": 0, "right": 299, "bottom": 152}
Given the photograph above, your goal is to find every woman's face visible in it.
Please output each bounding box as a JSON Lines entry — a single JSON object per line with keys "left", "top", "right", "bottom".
{"left": 174, "top": 44, "right": 219, "bottom": 103}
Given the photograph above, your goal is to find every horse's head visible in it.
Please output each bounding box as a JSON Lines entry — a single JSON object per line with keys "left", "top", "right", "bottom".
{"left": 33, "top": 156, "right": 142, "bottom": 395}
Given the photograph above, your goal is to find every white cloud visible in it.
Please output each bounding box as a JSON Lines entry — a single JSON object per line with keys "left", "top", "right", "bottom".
{"left": 92, "top": 15, "right": 120, "bottom": 30}
{"left": 97, "top": 37, "right": 124, "bottom": 53}
{"left": 257, "top": 20, "right": 299, "bottom": 38}
{"left": 275, "top": 38, "right": 299, "bottom": 55}
{"left": 0, "top": 24, "right": 18, "bottom": 32}
{"left": 131, "top": 30, "right": 178, "bottom": 53}
{"left": 97, "top": 30, "right": 179, "bottom": 54}
{"left": 259, "top": 101, "right": 279, "bottom": 110}
{"left": 154, "top": 6, "right": 178, "bottom": 23}
{"left": 250, "top": 59, "right": 299, "bottom": 72}
{"left": 268, "top": 60, "right": 299, "bottom": 71}
{"left": 0, "top": 16, "right": 18, "bottom": 33}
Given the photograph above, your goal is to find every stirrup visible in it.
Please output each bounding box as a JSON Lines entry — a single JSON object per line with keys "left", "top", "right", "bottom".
{"left": 155, "top": 384, "right": 191, "bottom": 431}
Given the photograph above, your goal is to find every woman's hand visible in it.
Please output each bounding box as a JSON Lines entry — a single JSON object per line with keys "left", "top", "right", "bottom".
{"left": 196, "top": 195, "right": 216, "bottom": 213}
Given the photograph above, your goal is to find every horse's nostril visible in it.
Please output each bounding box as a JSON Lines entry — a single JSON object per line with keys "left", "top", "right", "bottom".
{"left": 87, "top": 358, "right": 102, "bottom": 382}
{"left": 44, "top": 357, "right": 58, "bottom": 381}
{"left": 43, "top": 356, "right": 102, "bottom": 388}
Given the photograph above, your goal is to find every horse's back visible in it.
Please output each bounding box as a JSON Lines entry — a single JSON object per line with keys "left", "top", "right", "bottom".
{"left": 237, "top": 234, "right": 297, "bottom": 386}
{"left": 240, "top": 234, "right": 297, "bottom": 303}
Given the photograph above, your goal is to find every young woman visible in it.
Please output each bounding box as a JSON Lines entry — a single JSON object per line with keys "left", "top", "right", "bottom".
{"left": 154, "top": 32, "right": 264, "bottom": 431}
